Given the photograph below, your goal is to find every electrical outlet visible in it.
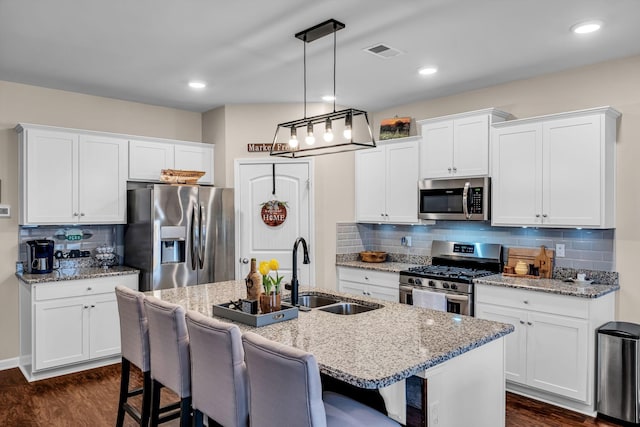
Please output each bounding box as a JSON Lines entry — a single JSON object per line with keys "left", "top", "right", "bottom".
{"left": 405, "top": 236, "right": 412, "bottom": 247}
{"left": 555, "top": 243, "right": 565, "bottom": 257}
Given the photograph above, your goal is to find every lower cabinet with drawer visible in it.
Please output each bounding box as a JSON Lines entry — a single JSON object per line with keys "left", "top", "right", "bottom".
{"left": 19, "top": 274, "right": 138, "bottom": 381}
{"left": 337, "top": 267, "right": 399, "bottom": 302}
{"left": 475, "top": 283, "right": 615, "bottom": 415}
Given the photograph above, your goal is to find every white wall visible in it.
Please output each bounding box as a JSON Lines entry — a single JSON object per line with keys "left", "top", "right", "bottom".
{"left": 0, "top": 81, "right": 202, "bottom": 360}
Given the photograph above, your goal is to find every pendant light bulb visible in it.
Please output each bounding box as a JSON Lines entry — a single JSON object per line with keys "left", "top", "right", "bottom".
{"left": 289, "top": 127, "right": 299, "bottom": 148}
{"left": 343, "top": 113, "right": 352, "bottom": 140}
{"left": 305, "top": 122, "right": 315, "bottom": 145}
{"left": 323, "top": 118, "right": 334, "bottom": 142}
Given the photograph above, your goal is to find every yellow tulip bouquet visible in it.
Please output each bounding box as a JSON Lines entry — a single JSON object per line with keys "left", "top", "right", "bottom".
{"left": 259, "top": 259, "right": 284, "bottom": 295}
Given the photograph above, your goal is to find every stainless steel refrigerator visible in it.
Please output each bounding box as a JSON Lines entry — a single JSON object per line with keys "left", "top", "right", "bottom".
{"left": 124, "top": 184, "right": 235, "bottom": 291}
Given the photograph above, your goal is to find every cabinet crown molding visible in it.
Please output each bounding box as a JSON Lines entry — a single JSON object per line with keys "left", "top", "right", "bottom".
{"left": 416, "top": 108, "right": 512, "bottom": 125}
{"left": 491, "top": 106, "right": 621, "bottom": 128}
{"left": 15, "top": 123, "right": 211, "bottom": 147}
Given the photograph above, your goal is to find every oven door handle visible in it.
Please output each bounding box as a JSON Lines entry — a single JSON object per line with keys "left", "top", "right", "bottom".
{"left": 445, "top": 294, "right": 469, "bottom": 303}
{"left": 462, "top": 181, "right": 471, "bottom": 219}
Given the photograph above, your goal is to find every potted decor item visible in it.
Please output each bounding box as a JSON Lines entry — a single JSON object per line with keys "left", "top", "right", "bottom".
{"left": 259, "top": 259, "right": 283, "bottom": 313}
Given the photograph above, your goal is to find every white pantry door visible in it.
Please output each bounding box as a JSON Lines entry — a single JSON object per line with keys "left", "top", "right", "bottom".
{"left": 236, "top": 160, "right": 313, "bottom": 286}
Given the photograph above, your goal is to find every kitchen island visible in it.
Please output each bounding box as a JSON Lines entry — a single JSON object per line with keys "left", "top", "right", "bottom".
{"left": 148, "top": 280, "right": 514, "bottom": 426}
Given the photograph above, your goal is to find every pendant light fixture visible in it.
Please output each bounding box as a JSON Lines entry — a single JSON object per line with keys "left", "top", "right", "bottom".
{"left": 270, "top": 19, "right": 375, "bottom": 158}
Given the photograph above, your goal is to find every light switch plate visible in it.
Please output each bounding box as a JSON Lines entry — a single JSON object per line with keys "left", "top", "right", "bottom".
{"left": 555, "top": 243, "right": 565, "bottom": 257}
{"left": 0, "top": 204, "right": 10, "bottom": 218}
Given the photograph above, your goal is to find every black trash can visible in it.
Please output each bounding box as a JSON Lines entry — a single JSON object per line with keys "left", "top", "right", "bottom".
{"left": 597, "top": 321, "right": 640, "bottom": 424}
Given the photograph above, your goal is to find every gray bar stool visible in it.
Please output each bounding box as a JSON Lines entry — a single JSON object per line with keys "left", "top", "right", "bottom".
{"left": 186, "top": 311, "right": 249, "bottom": 427}
{"left": 144, "top": 296, "right": 192, "bottom": 427}
{"left": 242, "top": 331, "right": 400, "bottom": 427}
{"left": 115, "top": 286, "right": 151, "bottom": 427}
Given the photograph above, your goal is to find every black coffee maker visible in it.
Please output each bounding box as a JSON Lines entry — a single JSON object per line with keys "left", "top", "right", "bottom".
{"left": 26, "top": 240, "right": 55, "bottom": 274}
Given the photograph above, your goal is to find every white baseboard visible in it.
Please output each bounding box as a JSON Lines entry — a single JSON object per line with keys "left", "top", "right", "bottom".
{"left": 0, "top": 357, "right": 19, "bottom": 371}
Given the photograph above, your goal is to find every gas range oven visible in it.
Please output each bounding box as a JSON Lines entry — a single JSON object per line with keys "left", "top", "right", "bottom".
{"left": 399, "top": 240, "right": 502, "bottom": 316}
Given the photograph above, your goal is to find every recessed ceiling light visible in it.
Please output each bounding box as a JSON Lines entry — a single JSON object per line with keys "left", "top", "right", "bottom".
{"left": 322, "top": 95, "right": 336, "bottom": 102}
{"left": 188, "top": 81, "right": 206, "bottom": 89}
{"left": 571, "top": 20, "right": 603, "bottom": 34}
{"left": 418, "top": 67, "right": 438, "bottom": 76}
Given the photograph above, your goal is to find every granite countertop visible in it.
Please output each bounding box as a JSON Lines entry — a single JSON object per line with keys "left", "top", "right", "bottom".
{"left": 16, "top": 266, "right": 139, "bottom": 285}
{"left": 475, "top": 274, "right": 619, "bottom": 299}
{"left": 147, "top": 280, "right": 513, "bottom": 389}
{"left": 335, "top": 260, "right": 418, "bottom": 273}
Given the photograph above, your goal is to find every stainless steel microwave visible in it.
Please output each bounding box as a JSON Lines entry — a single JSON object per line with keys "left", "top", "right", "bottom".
{"left": 418, "top": 177, "right": 490, "bottom": 221}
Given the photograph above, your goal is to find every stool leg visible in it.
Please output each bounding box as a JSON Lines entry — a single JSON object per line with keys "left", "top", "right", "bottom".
{"left": 141, "top": 371, "right": 152, "bottom": 427}
{"left": 150, "top": 379, "right": 162, "bottom": 427}
{"left": 179, "top": 396, "right": 192, "bottom": 427}
{"left": 116, "top": 358, "right": 130, "bottom": 427}
{"left": 193, "top": 409, "right": 203, "bottom": 427}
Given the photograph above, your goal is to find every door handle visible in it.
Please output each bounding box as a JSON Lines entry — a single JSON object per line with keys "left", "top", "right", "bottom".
{"left": 240, "top": 258, "right": 249, "bottom": 264}
{"left": 462, "top": 181, "right": 471, "bottom": 219}
{"left": 198, "top": 204, "right": 205, "bottom": 269}
{"left": 190, "top": 206, "right": 197, "bottom": 270}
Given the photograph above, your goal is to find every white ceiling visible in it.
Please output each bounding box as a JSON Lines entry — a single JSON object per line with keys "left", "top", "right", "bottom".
{"left": 1, "top": 0, "right": 639, "bottom": 113}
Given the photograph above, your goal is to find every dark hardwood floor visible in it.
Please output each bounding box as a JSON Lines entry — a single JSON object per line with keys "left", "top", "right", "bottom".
{"left": 0, "top": 364, "right": 624, "bottom": 426}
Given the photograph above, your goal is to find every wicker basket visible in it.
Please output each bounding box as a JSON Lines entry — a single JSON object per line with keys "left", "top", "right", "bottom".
{"left": 359, "top": 251, "right": 388, "bottom": 263}
{"left": 160, "top": 169, "right": 205, "bottom": 184}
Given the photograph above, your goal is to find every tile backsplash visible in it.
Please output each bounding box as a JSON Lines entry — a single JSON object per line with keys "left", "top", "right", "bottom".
{"left": 337, "top": 221, "right": 615, "bottom": 271}
{"left": 19, "top": 224, "right": 125, "bottom": 268}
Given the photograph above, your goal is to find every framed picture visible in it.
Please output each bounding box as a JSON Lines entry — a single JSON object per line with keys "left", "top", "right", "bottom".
{"left": 379, "top": 116, "right": 411, "bottom": 140}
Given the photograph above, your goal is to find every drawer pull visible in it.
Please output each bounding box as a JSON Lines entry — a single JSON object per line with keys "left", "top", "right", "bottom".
{"left": 527, "top": 321, "right": 533, "bottom": 326}
{"left": 83, "top": 305, "right": 89, "bottom": 309}
{"left": 519, "top": 320, "right": 525, "bottom": 325}
{"left": 523, "top": 300, "right": 529, "bottom": 304}
{"left": 90, "top": 305, "right": 96, "bottom": 308}
{"left": 87, "top": 287, "right": 92, "bottom": 291}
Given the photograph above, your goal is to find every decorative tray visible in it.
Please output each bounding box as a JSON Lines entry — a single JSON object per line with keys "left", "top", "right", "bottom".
{"left": 213, "top": 302, "right": 299, "bottom": 327}
{"left": 359, "top": 251, "right": 388, "bottom": 263}
{"left": 160, "top": 169, "right": 205, "bottom": 184}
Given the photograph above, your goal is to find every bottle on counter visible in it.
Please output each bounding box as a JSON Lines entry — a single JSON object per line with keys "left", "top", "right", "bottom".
{"left": 245, "top": 258, "right": 262, "bottom": 300}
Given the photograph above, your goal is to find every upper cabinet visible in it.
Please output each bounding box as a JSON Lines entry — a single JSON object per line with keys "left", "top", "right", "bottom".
{"left": 355, "top": 136, "right": 420, "bottom": 223}
{"left": 491, "top": 107, "right": 620, "bottom": 228}
{"left": 18, "top": 125, "right": 128, "bottom": 225}
{"left": 417, "top": 109, "right": 511, "bottom": 179}
{"left": 129, "top": 140, "right": 214, "bottom": 184}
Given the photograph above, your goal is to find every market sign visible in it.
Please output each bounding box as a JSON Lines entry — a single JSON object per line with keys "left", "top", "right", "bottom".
{"left": 247, "top": 143, "right": 290, "bottom": 153}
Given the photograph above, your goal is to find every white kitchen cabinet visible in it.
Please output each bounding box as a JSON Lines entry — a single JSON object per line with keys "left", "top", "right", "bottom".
{"left": 19, "top": 273, "right": 138, "bottom": 381}
{"left": 17, "top": 124, "right": 128, "bottom": 225}
{"left": 129, "top": 139, "right": 215, "bottom": 185}
{"left": 355, "top": 137, "right": 419, "bottom": 223}
{"left": 337, "top": 267, "right": 399, "bottom": 302}
{"left": 128, "top": 139, "right": 174, "bottom": 181}
{"left": 417, "top": 109, "right": 510, "bottom": 179}
{"left": 491, "top": 107, "right": 619, "bottom": 228}
{"left": 475, "top": 283, "right": 614, "bottom": 414}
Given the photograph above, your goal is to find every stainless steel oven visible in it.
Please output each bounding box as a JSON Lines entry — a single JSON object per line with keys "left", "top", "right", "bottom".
{"left": 399, "top": 285, "right": 472, "bottom": 316}
{"left": 398, "top": 240, "right": 503, "bottom": 317}
{"left": 418, "top": 176, "right": 490, "bottom": 221}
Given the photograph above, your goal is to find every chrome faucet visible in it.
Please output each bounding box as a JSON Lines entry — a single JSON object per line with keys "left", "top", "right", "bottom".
{"left": 290, "top": 237, "right": 310, "bottom": 306}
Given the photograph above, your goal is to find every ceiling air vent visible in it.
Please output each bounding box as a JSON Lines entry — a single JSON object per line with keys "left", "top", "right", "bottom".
{"left": 364, "top": 43, "right": 404, "bottom": 59}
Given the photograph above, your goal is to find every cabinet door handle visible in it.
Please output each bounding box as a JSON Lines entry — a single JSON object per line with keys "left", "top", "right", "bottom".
{"left": 535, "top": 214, "right": 541, "bottom": 218}
{"left": 80, "top": 213, "right": 85, "bottom": 217}
{"left": 448, "top": 167, "right": 452, "bottom": 173}
{"left": 527, "top": 321, "right": 533, "bottom": 326}
{"left": 452, "top": 167, "right": 457, "bottom": 173}
{"left": 523, "top": 300, "right": 529, "bottom": 304}
{"left": 73, "top": 212, "right": 79, "bottom": 217}
{"left": 90, "top": 305, "right": 96, "bottom": 308}
{"left": 364, "top": 276, "right": 369, "bottom": 280}
{"left": 87, "top": 287, "right": 92, "bottom": 291}
{"left": 83, "top": 305, "right": 89, "bottom": 309}
{"left": 519, "top": 320, "right": 525, "bottom": 325}
{"left": 542, "top": 214, "right": 548, "bottom": 218}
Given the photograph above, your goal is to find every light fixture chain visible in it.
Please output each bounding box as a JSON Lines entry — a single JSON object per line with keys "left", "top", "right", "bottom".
{"left": 303, "top": 38, "right": 307, "bottom": 119}
{"left": 333, "top": 23, "right": 336, "bottom": 113}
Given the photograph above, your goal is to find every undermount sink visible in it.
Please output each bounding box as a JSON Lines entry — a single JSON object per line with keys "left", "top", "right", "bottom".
{"left": 296, "top": 294, "right": 341, "bottom": 308}
{"left": 318, "top": 302, "right": 378, "bottom": 315}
